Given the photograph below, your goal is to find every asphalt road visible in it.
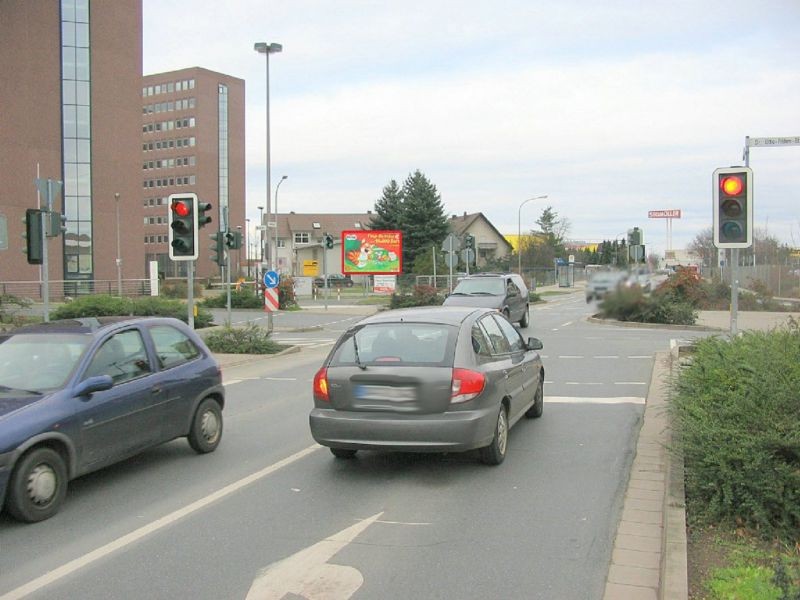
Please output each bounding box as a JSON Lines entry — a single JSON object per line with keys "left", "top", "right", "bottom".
{"left": 0, "top": 289, "right": 710, "bottom": 600}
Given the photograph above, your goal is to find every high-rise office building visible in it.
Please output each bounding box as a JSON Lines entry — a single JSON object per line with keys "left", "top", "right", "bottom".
{"left": 142, "top": 68, "right": 245, "bottom": 279}
{"left": 0, "top": 0, "right": 144, "bottom": 291}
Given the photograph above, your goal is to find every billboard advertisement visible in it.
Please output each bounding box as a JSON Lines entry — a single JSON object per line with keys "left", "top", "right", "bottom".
{"left": 341, "top": 230, "right": 402, "bottom": 275}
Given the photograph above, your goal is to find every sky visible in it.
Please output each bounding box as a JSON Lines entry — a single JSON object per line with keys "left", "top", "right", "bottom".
{"left": 143, "top": 0, "right": 800, "bottom": 258}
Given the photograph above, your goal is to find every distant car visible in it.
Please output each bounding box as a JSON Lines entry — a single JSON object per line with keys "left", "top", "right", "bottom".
{"left": 314, "top": 273, "right": 354, "bottom": 288}
{"left": 585, "top": 270, "right": 628, "bottom": 302}
{"left": 0, "top": 317, "right": 224, "bottom": 522}
{"left": 309, "top": 306, "right": 545, "bottom": 465}
{"left": 627, "top": 268, "right": 652, "bottom": 292}
{"left": 443, "top": 273, "right": 530, "bottom": 328}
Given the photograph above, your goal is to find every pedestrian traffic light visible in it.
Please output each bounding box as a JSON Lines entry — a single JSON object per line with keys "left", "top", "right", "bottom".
{"left": 209, "top": 230, "right": 226, "bottom": 266}
{"left": 197, "top": 201, "right": 212, "bottom": 228}
{"left": 22, "top": 209, "right": 44, "bottom": 265}
{"left": 168, "top": 193, "right": 199, "bottom": 260}
{"left": 713, "top": 167, "right": 753, "bottom": 249}
{"left": 324, "top": 234, "right": 334, "bottom": 249}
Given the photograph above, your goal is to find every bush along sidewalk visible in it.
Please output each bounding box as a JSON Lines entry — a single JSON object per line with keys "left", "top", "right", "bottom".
{"left": 201, "top": 323, "right": 289, "bottom": 354}
{"left": 670, "top": 319, "right": 800, "bottom": 597}
{"left": 50, "top": 295, "right": 213, "bottom": 328}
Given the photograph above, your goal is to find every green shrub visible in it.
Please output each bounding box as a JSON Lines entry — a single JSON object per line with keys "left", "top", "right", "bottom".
{"left": 670, "top": 321, "right": 800, "bottom": 541}
{"left": 390, "top": 285, "right": 444, "bottom": 309}
{"left": 599, "top": 286, "right": 697, "bottom": 325}
{"left": 202, "top": 323, "right": 287, "bottom": 354}
{"left": 278, "top": 276, "right": 299, "bottom": 310}
{"left": 0, "top": 294, "right": 33, "bottom": 326}
{"left": 202, "top": 288, "right": 263, "bottom": 309}
{"left": 528, "top": 291, "right": 541, "bottom": 303}
{"left": 160, "top": 279, "right": 203, "bottom": 299}
{"left": 708, "top": 566, "right": 782, "bottom": 600}
{"left": 51, "top": 295, "right": 213, "bottom": 328}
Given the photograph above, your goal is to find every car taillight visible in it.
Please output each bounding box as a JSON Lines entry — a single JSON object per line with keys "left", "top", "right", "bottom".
{"left": 451, "top": 368, "right": 485, "bottom": 403}
{"left": 313, "top": 367, "right": 330, "bottom": 402}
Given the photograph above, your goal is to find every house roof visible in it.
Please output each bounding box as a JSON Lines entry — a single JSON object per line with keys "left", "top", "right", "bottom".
{"left": 448, "top": 212, "right": 513, "bottom": 251}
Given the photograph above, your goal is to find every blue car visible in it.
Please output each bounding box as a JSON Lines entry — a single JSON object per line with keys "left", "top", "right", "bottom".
{"left": 0, "top": 317, "right": 224, "bottom": 522}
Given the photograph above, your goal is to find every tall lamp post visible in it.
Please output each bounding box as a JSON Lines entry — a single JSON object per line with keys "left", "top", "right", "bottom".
{"left": 236, "top": 225, "right": 243, "bottom": 276}
{"left": 114, "top": 192, "right": 122, "bottom": 296}
{"left": 254, "top": 41, "right": 282, "bottom": 271}
{"left": 245, "top": 217, "right": 251, "bottom": 279}
{"left": 274, "top": 175, "right": 288, "bottom": 271}
{"left": 517, "top": 195, "right": 548, "bottom": 276}
{"left": 257, "top": 205, "right": 264, "bottom": 262}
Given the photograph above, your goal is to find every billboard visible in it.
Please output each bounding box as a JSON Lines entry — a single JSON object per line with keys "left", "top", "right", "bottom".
{"left": 341, "top": 230, "right": 402, "bottom": 275}
{"left": 648, "top": 209, "right": 682, "bottom": 219}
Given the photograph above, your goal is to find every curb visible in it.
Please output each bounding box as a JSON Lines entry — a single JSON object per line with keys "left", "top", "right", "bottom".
{"left": 214, "top": 345, "right": 301, "bottom": 369}
{"left": 586, "top": 315, "right": 722, "bottom": 332}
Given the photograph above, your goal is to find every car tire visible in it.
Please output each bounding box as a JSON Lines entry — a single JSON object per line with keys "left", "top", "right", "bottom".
{"left": 525, "top": 376, "right": 544, "bottom": 419}
{"left": 6, "top": 447, "right": 68, "bottom": 523}
{"left": 479, "top": 405, "right": 508, "bottom": 466}
{"left": 519, "top": 305, "right": 530, "bottom": 328}
{"left": 330, "top": 448, "right": 357, "bottom": 459}
{"left": 188, "top": 398, "right": 223, "bottom": 454}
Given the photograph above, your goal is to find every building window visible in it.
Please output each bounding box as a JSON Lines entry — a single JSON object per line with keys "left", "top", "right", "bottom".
{"left": 294, "top": 233, "right": 310, "bottom": 245}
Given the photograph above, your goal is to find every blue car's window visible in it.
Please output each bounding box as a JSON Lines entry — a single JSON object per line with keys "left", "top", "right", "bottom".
{"left": 331, "top": 323, "right": 457, "bottom": 367}
{"left": 0, "top": 333, "right": 90, "bottom": 391}
{"left": 84, "top": 330, "right": 151, "bottom": 384}
{"left": 149, "top": 324, "right": 200, "bottom": 369}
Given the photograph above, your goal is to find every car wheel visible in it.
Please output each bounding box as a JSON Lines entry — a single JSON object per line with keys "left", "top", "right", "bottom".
{"left": 330, "top": 448, "right": 357, "bottom": 459}
{"left": 6, "top": 447, "right": 68, "bottom": 522}
{"left": 519, "top": 305, "right": 530, "bottom": 328}
{"left": 480, "top": 405, "right": 508, "bottom": 465}
{"left": 525, "top": 376, "right": 544, "bottom": 419}
{"left": 188, "top": 398, "right": 223, "bottom": 454}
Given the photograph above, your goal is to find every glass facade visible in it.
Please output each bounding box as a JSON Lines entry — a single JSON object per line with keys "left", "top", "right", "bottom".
{"left": 218, "top": 84, "right": 229, "bottom": 229}
{"left": 61, "top": 0, "right": 93, "bottom": 282}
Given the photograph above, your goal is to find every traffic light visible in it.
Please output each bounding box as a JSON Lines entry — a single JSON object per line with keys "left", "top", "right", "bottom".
{"left": 224, "top": 230, "right": 242, "bottom": 250}
{"left": 168, "top": 193, "right": 199, "bottom": 260}
{"left": 197, "top": 201, "right": 212, "bottom": 228}
{"left": 713, "top": 167, "right": 753, "bottom": 249}
{"left": 209, "top": 230, "right": 226, "bottom": 266}
{"left": 464, "top": 234, "right": 475, "bottom": 250}
{"left": 627, "top": 227, "right": 642, "bottom": 246}
{"left": 46, "top": 211, "right": 67, "bottom": 238}
{"left": 324, "top": 234, "right": 334, "bottom": 249}
{"left": 23, "top": 209, "right": 44, "bottom": 265}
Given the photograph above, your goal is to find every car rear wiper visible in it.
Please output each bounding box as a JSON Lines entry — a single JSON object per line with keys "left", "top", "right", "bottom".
{"left": 352, "top": 335, "right": 366, "bottom": 370}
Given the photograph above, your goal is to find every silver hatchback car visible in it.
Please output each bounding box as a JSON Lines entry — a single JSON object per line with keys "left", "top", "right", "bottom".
{"left": 309, "top": 306, "right": 544, "bottom": 465}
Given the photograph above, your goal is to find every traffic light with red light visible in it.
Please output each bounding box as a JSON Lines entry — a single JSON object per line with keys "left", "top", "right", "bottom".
{"left": 168, "top": 193, "right": 199, "bottom": 260}
{"left": 713, "top": 167, "right": 753, "bottom": 249}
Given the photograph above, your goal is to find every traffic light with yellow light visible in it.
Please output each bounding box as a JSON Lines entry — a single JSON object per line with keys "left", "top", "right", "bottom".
{"left": 168, "top": 193, "right": 199, "bottom": 260}
{"left": 713, "top": 167, "right": 753, "bottom": 249}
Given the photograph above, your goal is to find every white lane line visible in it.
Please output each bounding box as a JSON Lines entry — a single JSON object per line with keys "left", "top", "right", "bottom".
{"left": 595, "top": 356, "right": 619, "bottom": 359}
{"left": 0, "top": 444, "right": 323, "bottom": 600}
{"left": 547, "top": 396, "right": 646, "bottom": 405}
{"left": 224, "top": 379, "right": 243, "bottom": 387}
{"left": 262, "top": 377, "right": 298, "bottom": 381}
{"left": 558, "top": 355, "right": 584, "bottom": 359}
{"left": 626, "top": 356, "right": 651, "bottom": 359}
{"left": 561, "top": 321, "right": 573, "bottom": 327}
{"left": 614, "top": 382, "right": 648, "bottom": 385}
{"left": 565, "top": 382, "right": 603, "bottom": 386}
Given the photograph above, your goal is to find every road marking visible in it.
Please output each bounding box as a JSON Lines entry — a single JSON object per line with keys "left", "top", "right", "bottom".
{"left": 561, "top": 321, "right": 573, "bottom": 327}
{"left": 626, "top": 356, "right": 651, "bottom": 359}
{"left": 0, "top": 444, "right": 323, "bottom": 600}
{"left": 246, "top": 512, "right": 384, "bottom": 599}
{"left": 595, "top": 355, "right": 619, "bottom": 359}
{"left": 547, "top": 396, "right": 645, "bottom": 405}
{"left": 614, "top": 382, "right": 648, "bottom": 385}
{"left": 558, "top": 355, "right": 584, "bottom": 359}
{"left": 565, "top": 382, "right": 603, "bottom": 386}
{"left": 224, "top": 379, "right": 243, "bottom": 386}
{"left": 261, "top": 377, "right": 298, "bottom": 381}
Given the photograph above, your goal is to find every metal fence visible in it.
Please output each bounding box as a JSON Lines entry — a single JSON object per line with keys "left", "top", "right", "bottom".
{"left": 414, "top": 267, "right": 588, "bottom": 293}
{"left": 703, "top": 265, "right": 800, "bottom": 298}
{"left": 0, "top": 279, "right": 155, "bottom": 302}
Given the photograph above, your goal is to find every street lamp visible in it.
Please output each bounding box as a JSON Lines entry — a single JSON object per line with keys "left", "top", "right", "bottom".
{"left": 274, "top": 175, "right": 287, "bottom": 271}
{"left": 114, "top": 192, "right": 122, "bottom": 296}
{"left": 517, "top": 195, "right": 548, "bottom": 276}
{"left": 257, "top": 205, "right": 264, "bottom": 262}
{"left": 236, "top": 225, "right": 243, "bottom": 276}
{"left": 254, "top": 41, "right": 282, "bottom": 271}
{"left": 245, "top": 217, "right": 251, "bottom": 279}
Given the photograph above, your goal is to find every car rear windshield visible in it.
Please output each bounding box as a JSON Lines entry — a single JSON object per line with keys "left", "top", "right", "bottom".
{"left": 452, "top": 278, "right": 505, "bottom": 295}
{"left": 330, "top": 322, "right": 458, "bottom": 367}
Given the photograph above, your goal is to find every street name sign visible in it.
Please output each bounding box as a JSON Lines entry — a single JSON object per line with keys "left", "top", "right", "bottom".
{"left": 746, "top": 136, "right": 800, "bottom": 147}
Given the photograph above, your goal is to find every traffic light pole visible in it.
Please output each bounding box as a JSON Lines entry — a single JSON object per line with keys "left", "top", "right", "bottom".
{"left": 187, "top": 261, "right": 194, "bottom": 329}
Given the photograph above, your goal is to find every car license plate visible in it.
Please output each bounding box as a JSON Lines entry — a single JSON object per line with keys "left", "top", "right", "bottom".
{"left": 354, "top": 385, "right": 416, "bottom": 402}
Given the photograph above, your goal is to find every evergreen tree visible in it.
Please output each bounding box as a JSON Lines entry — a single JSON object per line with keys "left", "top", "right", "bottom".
{"left": 399, "top": 170, "right": 449, "bottom": 270}
{"left": 369, "top": 179, "right": 404, "bottom": 231}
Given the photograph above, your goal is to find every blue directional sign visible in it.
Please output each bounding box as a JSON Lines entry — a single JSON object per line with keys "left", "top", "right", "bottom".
{"left": 263, "top": 270, "right": 280, "bottom": 289}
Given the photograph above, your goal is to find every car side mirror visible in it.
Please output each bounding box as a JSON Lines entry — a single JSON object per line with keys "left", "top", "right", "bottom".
{"left": 527, "top": 337, "right": 543, "bottom": 351}
{"left": 74, "top": 375, "right": 114, "bottom": 397}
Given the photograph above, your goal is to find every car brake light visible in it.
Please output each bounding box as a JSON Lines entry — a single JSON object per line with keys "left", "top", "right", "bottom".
{"left": 451, "top": 368, "right": 485, "bottom": 403}
{"left": 313, "top": 367, "right": 330, "bottom": 402}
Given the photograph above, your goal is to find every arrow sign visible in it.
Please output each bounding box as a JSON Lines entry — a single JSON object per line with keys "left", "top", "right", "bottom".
{"left": 263, "top": 270, "right": 280, "bottom": 289}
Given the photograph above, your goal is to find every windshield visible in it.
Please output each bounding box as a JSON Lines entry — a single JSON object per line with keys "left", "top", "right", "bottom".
{"left": 0, "top": 333, "right": 92, "bottom": 392}
{"left": 451, "top": 278, "right": 505, "bottom": 295}
{"left": 330, "top": 322, "right": 457, "bottom": 367}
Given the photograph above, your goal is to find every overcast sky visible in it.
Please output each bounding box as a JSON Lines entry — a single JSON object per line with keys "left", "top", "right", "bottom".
{"left": 143, "top": 0, "right": 800, "bottom": 257}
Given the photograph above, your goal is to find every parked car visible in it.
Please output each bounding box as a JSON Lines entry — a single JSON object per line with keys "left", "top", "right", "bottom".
{"left": 442, "top": 273, "right": 530, "bottom": 327}
{"left": 585, "top": 270, "right": 628, "bottom": 302}
{"left": 0, "top": 317, "right": 224, "bottom": 522}
{"left": 314, "top": 273, "right": 354, "bottom": 288}
{"left": 309, "top": 306, "right": 545, "bottom": 465}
